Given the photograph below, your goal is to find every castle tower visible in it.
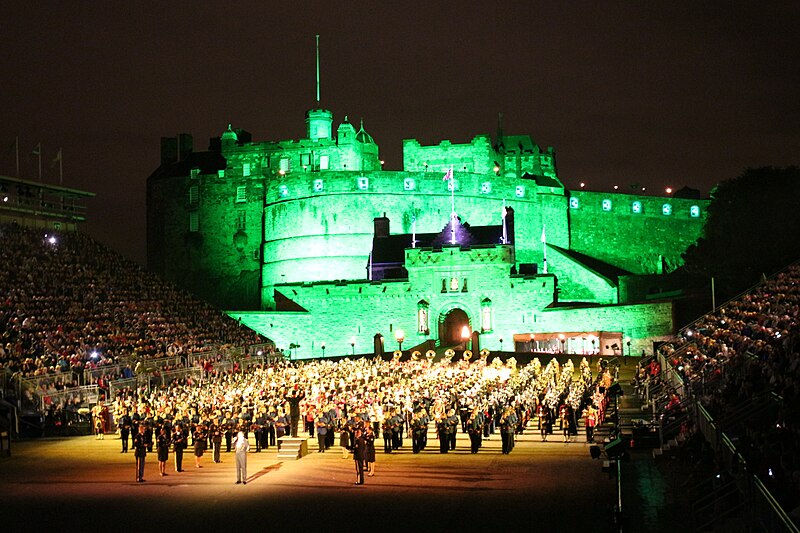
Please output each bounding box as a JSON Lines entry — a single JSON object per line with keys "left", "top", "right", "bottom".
{"left": 306, "top": 35, "right": 333, "bottom": 141}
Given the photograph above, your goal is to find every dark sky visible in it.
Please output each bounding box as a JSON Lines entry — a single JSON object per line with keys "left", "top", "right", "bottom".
{"left": 3, "top": 1, "right": 798, "bottom": 265}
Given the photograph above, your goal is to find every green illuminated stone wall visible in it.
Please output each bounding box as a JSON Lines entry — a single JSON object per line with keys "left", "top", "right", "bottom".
{"left": 260, "top": 169, "right": 569, "bottom": 308}
{"left": 147, "top": 166, "right": 264, "bottom": 309}
{"left": 567, "top": 191, "right": 708, "bottom": 274}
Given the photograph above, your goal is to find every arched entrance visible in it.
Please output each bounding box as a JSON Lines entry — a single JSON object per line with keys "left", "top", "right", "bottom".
{"left": 438, "top": 308, "right": 471, "bottom": 347}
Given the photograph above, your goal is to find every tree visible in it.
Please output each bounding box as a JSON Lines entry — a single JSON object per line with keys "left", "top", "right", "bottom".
{"left": 682, "top": 166, "right": 800, "bottom": 298}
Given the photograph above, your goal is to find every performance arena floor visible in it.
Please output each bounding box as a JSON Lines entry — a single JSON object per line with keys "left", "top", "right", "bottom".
{"left": 1, "top": 429, "right": 627, "bottom": 532}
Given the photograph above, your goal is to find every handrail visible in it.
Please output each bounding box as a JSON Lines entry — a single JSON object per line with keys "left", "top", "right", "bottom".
{"left": 753, "top": 476, "right": 800, "bottom": 533}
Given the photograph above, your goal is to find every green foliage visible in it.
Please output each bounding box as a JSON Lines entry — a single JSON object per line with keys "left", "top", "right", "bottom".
{"left": 682, "top": 166, "right": 800, "bottom": 294}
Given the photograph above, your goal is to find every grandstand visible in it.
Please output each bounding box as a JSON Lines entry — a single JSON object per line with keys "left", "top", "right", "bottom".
{"left": 0, "top": 221, "right": 273, "bottom": 436}
{"left": 637, "top": 261, "right": 800, "bottom": 531}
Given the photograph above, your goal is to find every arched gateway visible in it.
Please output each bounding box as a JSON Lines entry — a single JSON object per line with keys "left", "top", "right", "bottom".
{"left": 438, "top": 308, "right": 471, "bottom": 347}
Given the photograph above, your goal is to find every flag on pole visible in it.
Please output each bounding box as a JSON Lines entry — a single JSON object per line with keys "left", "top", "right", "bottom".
{"left": 50, "top": 148, "right": 62, "bottom": 167}
{"left": 31, "top": 143, "right": 41, "bottom": 156}
{"left": 442, "top": 166, "right": 453, "bottom": 181}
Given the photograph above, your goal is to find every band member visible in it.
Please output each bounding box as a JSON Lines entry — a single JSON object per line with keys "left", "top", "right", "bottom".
{"left": 584, "top": 406, "right": 597, "bottom": 443}
{"left": 156, "top": 426, "right": 171, "bottom": 476}
{"left": 436, "top": 417, "right": 449, "bottom": 454}
{"left": 133, "top": 425, "right": 148, "bottom": 482}
{"left": 118, "top": 411, "right": 131, "bottom": 453}
{"left": 211, "top": 421, "right": 223, "bottom": 462}
{"left": 193, "top": 422, "right": 207, "bottom": 468}
{"left": 536, "top": 402, "right": 551, "bottom": 442}
{"left": 315, "top": 412, "right": 329, "bottom": 453}
{"left": 352, "top": 429, "right": 367, "bottom": 485}
{"left": 234, "top": 431, "right": 249, "bottom": 485}
{"left": 381, "top": 414, "right": 393, "bottom": 454}
{"left": 172, "top": 423, "right": 187, "bottom": 472}
{"left": 364, "top": 425, "right": 376, "bottom": 476}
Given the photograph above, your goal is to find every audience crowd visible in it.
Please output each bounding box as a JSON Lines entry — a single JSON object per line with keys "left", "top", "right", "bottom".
{"left": 0, "top": 223, "right": 267, "bottom": 388}
{"left": 654, "top": 262, "right": 800, "bottom": 514}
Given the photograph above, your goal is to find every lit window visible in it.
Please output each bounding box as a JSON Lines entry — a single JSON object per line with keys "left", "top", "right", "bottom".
{"left": 236, "top": 186, "right": 246, "bottom": 203}
{"left": 242, "top": 163, "right": 250, "bottom": 177}
{"left": 313, "top": 179, "right": 324, "bottom": 192}
{"left": 319, "top": 155, "right": 329, "bottom": 170}
{"left": 450, "top": 277, "right": 459, "bottom": 291}
{"left": 515, "top": 185, "right": 525, "bottom": 197}
{"left": 357, "top": 177, "right": 369, "bottom": 190}
{"left": 188, "top": 185, "right": 198, "bottom": 205}
{"left": 417, "top": 300, "right": 429, "bottom": 334}
{"left": 189, "top": 212, "right": 199, "bottom": 232}
{"left": 690, "top": 205, "right": 700, "bottom": 218}
{"left": 481, "top": 298, "right": 492, "bottom": 332}
{"left": 404, "top": 178, "right": 415, "bottom": 191}
{"left": 662, "top": 204, "right": 672, "bottom": 215}
{"left": 481, "top": 182, "right": 492, "bottom": 194}
{"left": 301, "top": 154, "right": 311, "bottom": 167}
{"left": 632, "top": 201, "right": 642, "bottom": 214}
{"left": 280, "top": 158, "right": 290, "bottom": 173}
{"left": 278, "top": 185, "right": 289, "bottom": 198}
{"left": 217, "top": 169, "right": 225, "bottom": 178}
{"left": 569, "top": 197, "right": 580, "bottom": 209}
{"left": 602, "top": 199, "right": 612, "bottom": 211}
{"left": 190, "top": 168, "right": 199, "bottom": 179}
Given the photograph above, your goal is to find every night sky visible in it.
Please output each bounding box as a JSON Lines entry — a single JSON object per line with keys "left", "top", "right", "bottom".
{"left": 3, "top": 2, "right": 798, "bottom": 265}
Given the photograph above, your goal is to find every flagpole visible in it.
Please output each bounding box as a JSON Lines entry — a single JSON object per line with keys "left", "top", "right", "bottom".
{"left": 450, "top": 164, "right": 455, "bottom": 219}
{"left": 38, "top": 145, "right": 42, "bottom": 181}
{"left": 411, "top": 216, "right": 416, "bottom": 248}
{"left": 59, "top": 153, "right": 63, "bottom": 185}
{"left": 502, "top": 199, "right": 507, "bottom": 244}
{"left": 15, "top": 136, "right": 20, "bottom": 177}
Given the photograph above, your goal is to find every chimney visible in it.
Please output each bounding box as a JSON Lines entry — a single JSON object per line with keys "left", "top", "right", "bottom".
{"left": 178, "top": 133, "right": 193, "bottom": 161}
{"left": 374, "top": 215, "right": 390, "bottom": 238}
{"left": 160, "top": 137, "right": 177, "bottom": 166}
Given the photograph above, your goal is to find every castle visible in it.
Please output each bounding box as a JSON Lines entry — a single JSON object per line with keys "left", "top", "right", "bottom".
{"left": 147, "top": 97, "right": 707, "bottom": 359}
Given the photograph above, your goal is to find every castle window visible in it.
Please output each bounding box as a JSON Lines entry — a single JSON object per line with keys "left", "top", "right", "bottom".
{"left": 450, "top": 277, "right": 459, "bottom": 292}
{"left": 218, "top": 169, "right": 225, "bottom": 178}
{"left": 188, "top": 185, "right": 198, "bottom": 205}
{"left": 404, "top": 178, "right": 415, "bottom": 191}
{"left": 662, "top": 204, "right": 672, "bottom": 216}
{"left": 515, "top": 185, "right": 525, "bottom": 198}
{"left": 278, "top": 185, "right": 289, "bottom": 198}
{"left": 461, "top": 278, "right": 468, "bottom": 292}
{"left": 319, "top": 155, "right": 329, "bottom": 170}
{"left": 235, "top": 186, "right": 247, "bottom": 203}
{"left": 632, "top": 201, "right": 642, "bottom": 214}
{"left": 313, "top": 179, "right": 324, "bottom": 192}
{"left": 480, "top": 298, "right": 492, "bottom": 332}
{"left": 301, "top": 154, "right": 311, "bottom": 167}
{"left": 441, "top": 279, "right": 447, "bottom": 293}
{"left": 242, "top": 163, "right": 251, "bottom": 177}
{"left": 189, "top": 212, "right": 199, "bottom": 232}
{"left": 236, "top": 211, "right": 246, "bottom": 230}
{"left": 602, "top": 199, "right": 612, "bottom": 211}
{"left": 481, "top": 182, "right": 492, "bottom": 194}
{"left": 417, "top": 300, "right": 429, "bottom": 335}
{"left": 357, "top": 177, "right": 369, "bottom": 190}
{"left": 280, "top": 158, "right": 290, "bottom": 173}
{"left": 569, "top": 197, "right": 580, "bottom": 209}
{"left": 690, "top": 205, "right": 700, "bottom": 218}
{"left": 190, "top": 168, "right": 199, "bottom": 179}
